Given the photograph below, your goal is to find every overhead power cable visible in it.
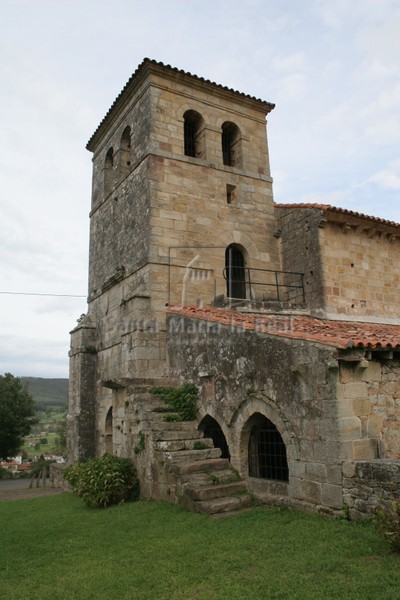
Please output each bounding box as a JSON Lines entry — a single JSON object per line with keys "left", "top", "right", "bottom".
{"left": 0, "top": 291, "right": 86, "bottom": 298}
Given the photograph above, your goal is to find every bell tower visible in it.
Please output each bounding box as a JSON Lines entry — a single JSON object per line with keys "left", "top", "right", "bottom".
{"left": 68, "top": 58, "right": 279, "bottom": 459}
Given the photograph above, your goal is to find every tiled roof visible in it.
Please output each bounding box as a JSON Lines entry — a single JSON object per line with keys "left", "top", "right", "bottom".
{"left": 87, "top": 58, "right": 275, "bottom": 151}
{"left": 166, "top": 305, "right": 400, "bottom": 350}
{"left": 275, "top": 203, "right": 400, "bottom": 229}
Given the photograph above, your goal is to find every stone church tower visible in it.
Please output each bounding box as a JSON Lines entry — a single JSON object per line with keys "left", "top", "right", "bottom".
{"left": 68, "top": 58, "right": 280, "bottom": 461}
{"left": 68, "top": 59, "right": 400, "bottom": 519}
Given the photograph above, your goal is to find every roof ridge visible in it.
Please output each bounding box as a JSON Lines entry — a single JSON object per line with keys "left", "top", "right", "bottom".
{"left": 274, "top": 202, "right": 400, "bottom": 228}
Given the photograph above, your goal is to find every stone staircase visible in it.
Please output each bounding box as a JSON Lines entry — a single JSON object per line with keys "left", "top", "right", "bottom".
{"left": 139, "top": 398, "right": 253, "bottom": 517}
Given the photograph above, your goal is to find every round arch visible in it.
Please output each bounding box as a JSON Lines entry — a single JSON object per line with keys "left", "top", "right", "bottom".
{"left": 199, "top": 414, "right": 230, "bottom": 460}
{"left": 230, "top": 395, "right": 298, "bottom": 478}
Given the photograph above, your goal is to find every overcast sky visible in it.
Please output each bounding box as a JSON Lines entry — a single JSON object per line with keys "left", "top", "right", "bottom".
{"left": 1, "top": 0, "right": 400, "bottom": 379}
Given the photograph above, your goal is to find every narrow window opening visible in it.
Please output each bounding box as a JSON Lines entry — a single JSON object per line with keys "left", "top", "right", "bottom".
{"left": 184, "top": 110, "right": 204, "bottom": 158}
{"left": 248, "top": 414, "right": 288, "bottom": 481}
{"left": 199, "top": 415, "right": 230, "bottom": 460}
{"left": 119, "top": 126, "right": 131, "bottom": 175}
{"left": 225, "top": 244, "right": 246, "bottom": 299}
{"left": 104, "top": 148, "right": 114, "bottom": 197}
{"left": 105, "top": 407, "right": 113, "bottom": 454}
{"left": 226, "top": 184, "right": 236, "bottom": 204}
{"left": 222, "top": 122, "right": 240, "bottom": 167}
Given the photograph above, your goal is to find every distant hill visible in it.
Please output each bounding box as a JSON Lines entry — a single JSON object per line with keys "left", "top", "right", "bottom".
{"left": 21, "top": 377, "right": 68, "bottom": 411}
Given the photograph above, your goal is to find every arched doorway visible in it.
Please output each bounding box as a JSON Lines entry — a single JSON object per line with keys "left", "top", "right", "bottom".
{"left": 199, "top": 415, "right": 230, "bottom": 460}
{"left": 105, "top": 407, "right": 113, "bottom": 454}
{"left": 225, "top": 245, "right": 246, "bottom": 299}
{"left": 248, "top": 413, "right": 288, "bottom": 481}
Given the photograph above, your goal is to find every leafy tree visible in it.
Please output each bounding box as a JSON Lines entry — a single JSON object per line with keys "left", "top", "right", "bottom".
{"left": 0, "top": 373, "right": 37, "bottom": 459}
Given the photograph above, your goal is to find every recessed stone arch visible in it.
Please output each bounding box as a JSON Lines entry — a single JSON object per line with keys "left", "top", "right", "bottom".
{"left": 198, "top": 414, "right": 230, "bottom": 460}
{"left": 183, "top": 109, "right": 206, "bottom": 159}
{"left": 197, "top": 403, "right": 231, "bottom": 454}
{"left": 218, "top": 230, "right": 261, "bottom": 263}
{"left": 221, "top": 121, "right": 242, "bottom": 168}
{"left": 230, "top": 394, "right": 298, "bottom": 478}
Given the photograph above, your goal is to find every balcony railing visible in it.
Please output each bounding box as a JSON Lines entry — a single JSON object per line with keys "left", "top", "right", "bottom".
{"left": 223, "top": 266, "right": 305, "bottom": 304}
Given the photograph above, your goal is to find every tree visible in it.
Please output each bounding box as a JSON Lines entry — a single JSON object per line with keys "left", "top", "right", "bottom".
{"left": 0, "top": 373, "right": 37, "bottom": 459}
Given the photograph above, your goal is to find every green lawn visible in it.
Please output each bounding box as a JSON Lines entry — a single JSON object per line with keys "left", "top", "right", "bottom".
{"left": 0, "top": 494, "right": 399, "bottom": 600}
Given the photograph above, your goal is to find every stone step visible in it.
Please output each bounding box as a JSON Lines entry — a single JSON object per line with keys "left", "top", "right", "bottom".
{"left": 192, "top": 494, "right": 253, "bottom": 515}
{"left": 153, "top": 429, "right": 204, "bottom": 442}
{"left": 171, "top": 458, "right": 230, "bottom": 475}
{"left": 142, "top": 420, "right": 198, "bottom": 432}
{"left": 164, "top": 447, "right": 221, "bottom": 463}
{"left": 144, "top": 411, "right": 180, "bottom": 420}
{"left": 155, "top": 438, "right": 214, "bottom": 453}
{"left": 182, "top": 468, "right": 238, "bottom": 486}
{"left": 185, "top": 480, "right": 247, "bottom": 502}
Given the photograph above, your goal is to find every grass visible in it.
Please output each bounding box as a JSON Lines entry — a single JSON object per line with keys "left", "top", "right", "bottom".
{"left": 0, "top": 494, "right": 399, "bottom": 600}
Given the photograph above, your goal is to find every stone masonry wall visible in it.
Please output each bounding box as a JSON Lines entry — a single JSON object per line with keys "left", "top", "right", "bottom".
{"left": 166, "top": 314, "right": 344, "bottom": 514}
{"left": 337, "top": 358, "right": 400, "bottom": 461}
{"left": 319, "top": 223, "right": 400, "bottom": 321}
{"left": 67, "top": 320, "right": 97, "bottom": 462}
{"left": 276, "top": 206, "right": 325, "bottom": 312}
{"left": 343, "top": 460, "right": 400, "bottom": 519}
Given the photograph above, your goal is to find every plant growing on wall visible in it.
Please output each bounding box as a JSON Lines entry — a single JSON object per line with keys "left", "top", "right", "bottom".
{"left": 372, "top": 500, "right": 400, "bottom": 552}
{"left": 151, "top": 383, "right": 198, "bottom": 421}
{"left": 64, "top": 454, "right": 140, "bottom": 508}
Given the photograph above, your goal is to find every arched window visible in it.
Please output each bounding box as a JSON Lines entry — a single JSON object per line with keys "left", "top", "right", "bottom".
{"left": 221, "top": 121, "right": 241, "bottom": 167}
{"left": 199, "top": 415, "right": 230, "bottom": 460}
{"left": 225, "top": 245, "right": 246, "bottom": 299}
{"left": 105, "top": 407, "right": 113, "bottom": 454}
{"left": 248, "top": 413, "right": 288, "bottom": 481}
{"left": 183, "top": 110, "right": 204, "bottom": 158}
{"left": 119, "top": 126, "right": 131, "bottom": 175}
{"left": 104, "top": 147, "right": 114, "bottom": 197}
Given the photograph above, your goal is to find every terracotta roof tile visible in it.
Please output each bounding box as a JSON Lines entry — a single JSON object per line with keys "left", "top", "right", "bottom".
{"left": 275, "top": 202, "right": 400, "bottom": 229}
{"left": 166, "top": 305, "right": 400, "bottom": 350}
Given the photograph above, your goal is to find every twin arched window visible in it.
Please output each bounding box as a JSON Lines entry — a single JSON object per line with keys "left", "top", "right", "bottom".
{"left": 183, "top": 111, "right": 241, "bottom": 167}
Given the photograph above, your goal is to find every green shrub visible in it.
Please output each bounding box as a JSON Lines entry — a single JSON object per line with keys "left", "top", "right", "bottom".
{"left": 64, "top": 454, "right": 140, "bottom": 508}
{"left": 152, "top": 383, "right": 198, "bottom": 421}
{"left": 0, "top": 467, "right": 13, "bottom": 480}
{"left": 372, "top": 500, "right": 400, "bottom": 552}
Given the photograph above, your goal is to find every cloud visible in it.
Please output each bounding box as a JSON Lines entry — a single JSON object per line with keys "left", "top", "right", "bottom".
{"left": 369, "top": 159, "right": 400, "bottom": 191}
{"left": 0, "top": 333, "right": 70, "bottom": 378}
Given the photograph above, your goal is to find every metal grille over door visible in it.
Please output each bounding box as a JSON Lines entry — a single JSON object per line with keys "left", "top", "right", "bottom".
{"left": 248, "top": 415, "right": 288, "bottom": 481}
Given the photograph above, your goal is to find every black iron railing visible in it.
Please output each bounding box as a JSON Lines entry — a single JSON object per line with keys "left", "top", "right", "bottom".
{"left": 223, "top": 266, "right": 305, "bottom": 303}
